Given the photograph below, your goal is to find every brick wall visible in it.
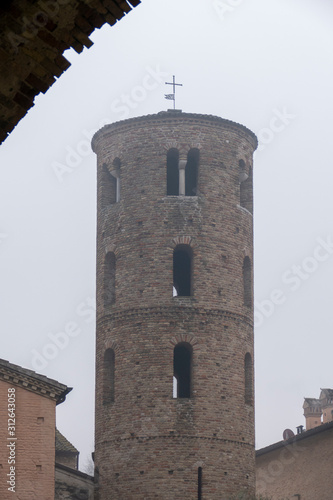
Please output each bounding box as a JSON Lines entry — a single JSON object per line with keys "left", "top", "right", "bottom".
{"left": 92, "top": 111, "right": 257, "bottom": 499}
{"left": 256, "top": 424, "right": 333, "bottom": 500}
{"left": 0, "top": 380, "right": 55, "bottom": 500}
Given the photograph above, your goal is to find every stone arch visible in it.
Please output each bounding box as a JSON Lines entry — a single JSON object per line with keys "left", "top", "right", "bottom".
{"left": 103, "top": 339, "right": 120, "bottom": 353}
{"left": 104, "top": 243, "right": 120, "bottom": 258}
{"left": 171, "top": 235, "right": 194, "bottom": 249}
{"left": 112, "top": 157, "right": 121, "bottom": 169}
{"left": 168, "top": 334, "right": 198, "bottom": 349}
{"left": 188, "top": 141, "right": 203, "bottom": 150}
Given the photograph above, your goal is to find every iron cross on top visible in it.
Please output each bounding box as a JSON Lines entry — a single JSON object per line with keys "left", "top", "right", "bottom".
{"left": 165, "top": 75, "right": 183, "bottom": 110}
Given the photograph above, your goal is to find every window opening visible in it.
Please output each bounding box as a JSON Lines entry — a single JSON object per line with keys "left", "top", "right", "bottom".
{"left": 102, "top": 164, "right": 117, "bottom": 206}
{"left": 173, "top": 343, "right": 192, "bottom": 398}
{"left": 185, "top": 149, "right": 199, "bottom": 196}
{"left": 112, "top": 158, "right": 121, "bottom": 202}
{"left": 243, "top": 257, "right": 252, "bottom": 307}
{"left": 198, "top": 467, "right": 202, "bottom": 500}
{"left": 104, "top": 252, "right": 116, "bottom": 307}
{"left": 103, "top": 348, "right": 115, "bottom": 404}
{"left": 245, "top": 353, "right": 253, "bottom": 405}
{"left": 239, "top": 160, "right": 253, "bottom": 213}
{"left": 167, "top": 149, "right": 179, "bottom": 195}
{"left": 173, "top": 376, "right": 177, "bottom": 398}
{"left": 173, "top": 245, "right": 192, "bottom": 296}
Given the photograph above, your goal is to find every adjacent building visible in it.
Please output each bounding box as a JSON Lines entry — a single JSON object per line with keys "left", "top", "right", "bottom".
{"left": 0, "top": 358, "right": 70, "bottom": 499}
{"left": 0, "top": 358, "right": 94, "bottom": 499}
{"left": 256, "top": 388, "right": 333, "bottom": 500}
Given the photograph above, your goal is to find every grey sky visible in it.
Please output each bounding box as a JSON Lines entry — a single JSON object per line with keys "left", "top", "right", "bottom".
{"left": 0, "top": 0, "right": 333, "bottom": 470}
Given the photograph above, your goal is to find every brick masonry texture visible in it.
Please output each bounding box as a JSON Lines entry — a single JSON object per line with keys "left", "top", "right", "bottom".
{"left": 256, "top": 423, "right": 333, "bottom": 500}
{"left": 0, "top": 0, "right": 140, "bottom": 144}
{"left": 0, "top": 381, "right": 55, "bottom": 500}
{"left": 92, "top": 111, "right": 257, "bottom": 499}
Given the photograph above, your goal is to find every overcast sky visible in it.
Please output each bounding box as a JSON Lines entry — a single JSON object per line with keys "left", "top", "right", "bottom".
{"left": 1, "top": 0, "right": 333, "bottom": 471}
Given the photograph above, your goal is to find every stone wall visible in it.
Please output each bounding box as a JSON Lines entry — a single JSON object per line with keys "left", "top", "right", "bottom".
{"left": 55, "top": 463, "right": 94, "bottom": 500}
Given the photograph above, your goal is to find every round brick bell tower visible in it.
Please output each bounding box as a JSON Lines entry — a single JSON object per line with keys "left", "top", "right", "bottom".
{"left": 92, "top": 110, "right": 257, "bottom": 499}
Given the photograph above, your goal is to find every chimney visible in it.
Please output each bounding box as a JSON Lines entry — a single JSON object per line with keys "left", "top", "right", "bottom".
{"left": 319, "top": 389, "right": 333, "bottom": 424}
{"left": 303, "top": 398, "right": 322, "bottom": 430}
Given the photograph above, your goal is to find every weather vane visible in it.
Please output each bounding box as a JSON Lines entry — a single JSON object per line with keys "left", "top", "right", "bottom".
{"left": 164, "top": 75, "right": 183, "bottom": 110}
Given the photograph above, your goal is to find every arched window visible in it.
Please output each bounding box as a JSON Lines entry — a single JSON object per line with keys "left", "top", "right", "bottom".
{"left": 104, "top": 252, "right": 116, "bottom": 307}
{"left": 103, "top": 348, "right": 115, "bottom": 404}
{"left": 102, "top": 163, "right": 117, "bottom": 206}
{"left": 239, "top": 160, "right": 253, "bottom": 214}
{"left": 244, "top": 353, "right": 253, "bottom": 405}
{"left": 173, "top": 343, "right": 192, "bottom": 398}
{"left": 112, "top": 157, "right": 121, "bottom": 202}
{"left": 185, "top": 148, "right": 199, "bottom": 196}
{"left": 167, "top": 148, "right": 179, "bottom": 195}
{"left": 173, "top": 245, "right": 192, "bottom": 296}
{"left": 243, "top": 257, "right": 252, "bottom": 307}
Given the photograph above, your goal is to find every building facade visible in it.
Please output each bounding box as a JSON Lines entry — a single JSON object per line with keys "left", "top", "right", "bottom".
{"left": 55, "top": 463, "right": 94, "bottom": 500}
{"left": 256, "top": 387, "right": 333, "bottom": 499}
{"left": 303, "top": 388, "right": 333, "bottom": 430}
{"left": 0, "top": 358, "right": 71, "bottom": 500}
{"left": 92, "top": 110, "right": 257, "bottom": 499}
{"left": 256, "top": 421, "right": 333, "bottom": 500}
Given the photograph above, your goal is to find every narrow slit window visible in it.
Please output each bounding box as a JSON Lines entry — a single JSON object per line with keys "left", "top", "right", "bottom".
{"left": 239, "top": 160, "right": 253, "bottom": 214}
{"left": 185, "top": 148, "right": 199, "bottom": 196}
{"left": 198, "top": 467, "right": 202, "bottom": 500}
{"left": 173, "top": 245, "right": 192, "bottom": 297}
{"left": 102, "top": 164, "right": 117, "bottom": 206}
{"left": 173, "top": 343, "right": 192, "bottom": 398}
{"left": 113, "top": 158, "right": 121, "bottom": 202}
{"left": 167, "top": 148, "right": 179, "bottom": 195}
{"left": 103, "top": 348, "right": 115, "bottom": 404}
{"left": 243, "top": 256, "right": 252, "bottom": 307}
{"left": 104, "top": 252, "right": 116, "bottom": 307}
{"left": 245, "top": 352, "right": 253, "bottom": 405}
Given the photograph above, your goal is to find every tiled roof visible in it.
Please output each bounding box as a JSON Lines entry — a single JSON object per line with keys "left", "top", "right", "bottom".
{"left": 303, "top": 398, "right": 321, "bottom": 408}
{"left": 256, "top": 420, "right": 333, "bottom": 457}
{"left": 55, "top": 428, "right": 79, "bottom": 454}
{"left": 320, "top": 388, "right": 333, "bottom": 400}
{"left": 0, "top": 358, "right": 71, "bottom": 404}
{"left": 0, "top": 0, "right": 141, "bottom": 144}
